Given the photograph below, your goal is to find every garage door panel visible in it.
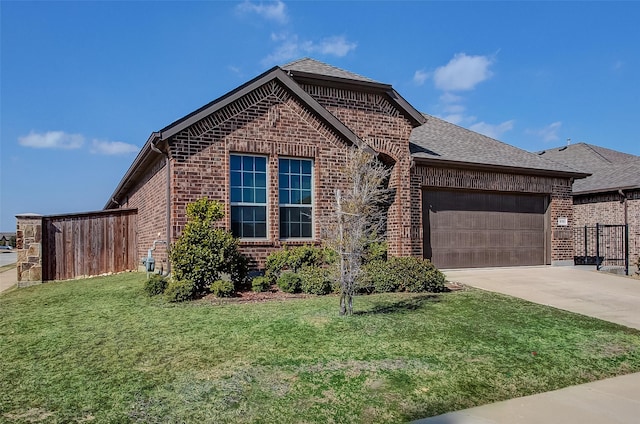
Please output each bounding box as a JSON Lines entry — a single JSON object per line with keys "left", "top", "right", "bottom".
{"left": 424, "top": 190, "right": 547, "bottom": 268}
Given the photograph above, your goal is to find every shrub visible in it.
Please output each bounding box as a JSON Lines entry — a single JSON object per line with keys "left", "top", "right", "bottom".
{"left": 265, "top": 245, "right": 335, "bottom": 283}
{"left": 277, "top": 271, "right": 302, "bottom": 293}
{"left": 361, "top": 260, "right": 400, "bottom": 293}
{"left": 362, "top": 257, "right": 446, "bottom": 294}
{"left": 364, "top": 240, "right": 388, "bottom": 263}
{"left": 165, "top": 279, "right": 197, "bottom": 302}
{"left": 170, "top": 198, "right": 248, "bottom": 295}
{"left": 211, "top": 280, "right": 235, "bottom": 298}
{"left": 143, "top": 274, "right": 168, "bottom": 297}
{"left": 299, "top": 267, "right": 332, "bottom": 295}
{"left": 388, "top": 257, "right": 446, "bottom": 293}
{"left": 251, "top": 276, "right": 271, "bottom": 293}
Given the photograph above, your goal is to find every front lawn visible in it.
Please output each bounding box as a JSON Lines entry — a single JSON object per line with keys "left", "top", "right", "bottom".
{"left": 2, "top": 273, "right": 640, "bottom": 423}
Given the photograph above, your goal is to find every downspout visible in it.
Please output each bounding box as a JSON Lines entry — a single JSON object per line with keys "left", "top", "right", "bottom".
{"left": 150, "top": 135, "right": 172, "bottom": 275}
{"left": 618, "top": 189, "right": 628, "bottom": 226}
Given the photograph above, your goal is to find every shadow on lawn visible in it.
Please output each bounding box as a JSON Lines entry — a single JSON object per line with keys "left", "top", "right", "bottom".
{"left": 355, "top": 294, "right": 441, "bottom": 315}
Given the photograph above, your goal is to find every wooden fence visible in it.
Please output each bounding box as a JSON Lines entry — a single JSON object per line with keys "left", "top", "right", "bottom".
{"left": 39, "top": 209, "right": 138, "bottom": 281}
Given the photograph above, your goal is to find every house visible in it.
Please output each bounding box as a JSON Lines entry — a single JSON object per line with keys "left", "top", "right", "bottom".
{"left": 105, "top": 58, "right": 586, "bottom": 270}
{"left": 538, "top": 143, "right": 640, "bottom": 265}
{"left": 0, "top": 232, "right": 15, "bottom": 247}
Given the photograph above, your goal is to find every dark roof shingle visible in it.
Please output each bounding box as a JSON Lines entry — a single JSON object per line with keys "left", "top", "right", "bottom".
{"left": 410, "top": 114, "right": 583, "bottom": 175}
{"left": 537, "top": 143, "right": 640, "bottom": 194}
{"left": 281, "top": 58, "right": 381, "bottom": 84}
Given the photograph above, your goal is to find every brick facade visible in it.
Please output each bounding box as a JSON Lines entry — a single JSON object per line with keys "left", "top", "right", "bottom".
{"left": 410, "top": 166, "right": 575, "bottom": 264}
{"left": 112, "top": 66, "right": 579, "bottom": 270}
{"left": 123, "top": 157, "right": 169, "bottom": 270}
{"left": 573, "top": 190, "right": 640, "bottom": 263}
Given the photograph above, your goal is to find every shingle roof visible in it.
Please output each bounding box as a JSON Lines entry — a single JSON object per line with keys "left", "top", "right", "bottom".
{"left": 410, "top": 114, "right": 583, "bottom": 175}
{"left": 537, "top": 143, "right": 640, "bottom": 194}
{"left": 281, "top": 58, "right": 381, "bottom": 84}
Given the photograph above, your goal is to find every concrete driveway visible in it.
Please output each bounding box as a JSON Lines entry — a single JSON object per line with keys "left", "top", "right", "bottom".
{"left": 444, "top": 266, "right": 640, "bottom": 330}
{"left": 414, "top": 266, "right": 640, "bottom": 424}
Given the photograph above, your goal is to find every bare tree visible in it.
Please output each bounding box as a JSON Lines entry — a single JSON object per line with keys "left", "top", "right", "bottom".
{"left": 324, "top": 148, "right": 392, "bottom": 315}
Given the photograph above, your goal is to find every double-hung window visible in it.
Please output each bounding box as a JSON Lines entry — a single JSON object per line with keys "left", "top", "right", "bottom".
{"left": 279, "top": 158, "right": 313, "bottom": 239}
{"left": 230, "top": 154, "right": 267, "bottom": 238}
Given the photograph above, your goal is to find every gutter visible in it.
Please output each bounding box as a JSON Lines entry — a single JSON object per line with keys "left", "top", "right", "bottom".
{"left": 411, "top": 156, "right": 591, "bottom": 180}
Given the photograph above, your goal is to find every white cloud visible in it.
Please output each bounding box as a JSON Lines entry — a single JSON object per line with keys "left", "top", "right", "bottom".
{"left": 527, "top": 121, "right": 562, "bottom": 142}
{"left": 439, "top": 92, "right": 463, "bottom": 104}
{"left": 237, "top": 0, "right": 288, "bottom": 24}
{"left": 18, "top": 131, "right": 84, "bottom": 149}
{"left": 262, "top": 34, "right": 357, "bottom": 65}
{"left": 90, "top": 140, "right": 139, "bottom": 155}
{"left": 317, "top": 36, "right": 357, "bottom": 56}
{"left": 413, "top": 69, "right": 429, "bottom": 86}
{"left": 434, "top": 53, "right": 494, "bottom": 91}
{"left": 469, "top": 120, "right": 515, "bottom": 139}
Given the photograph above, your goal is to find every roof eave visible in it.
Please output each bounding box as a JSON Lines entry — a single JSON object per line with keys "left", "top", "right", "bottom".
{"left": 412, "top": 156, "right": 591, "bottom": 179}
{"left": 104, "top": 133, "right": 162, "bottom": 210}
{"left": 572, "top": 185, "right": 640, "bottom": 196}
{"left": 286, "top": 70, "right": 426, "bottom": 127}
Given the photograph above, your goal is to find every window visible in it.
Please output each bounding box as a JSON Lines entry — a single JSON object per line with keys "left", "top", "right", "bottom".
{"left": 230, "top": 154, "right": 267, "bottom": 238}
{"left": 279, "top": 158, "right": 313, "bottom": 239}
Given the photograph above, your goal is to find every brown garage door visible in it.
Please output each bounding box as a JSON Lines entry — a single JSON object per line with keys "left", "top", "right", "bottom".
{"left": 423, "top": 190, "right": 548, "bottom": 268}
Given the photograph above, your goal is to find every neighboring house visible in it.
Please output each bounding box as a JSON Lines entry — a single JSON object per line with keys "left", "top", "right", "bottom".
{"left": 0, "top": 232, "right": 16, "bottom": 246}
{"left": 538, "top": 143, "right": 640, "bottom": 264}
{"left": 106, "top": 58, "right": 586, "bottom": 270}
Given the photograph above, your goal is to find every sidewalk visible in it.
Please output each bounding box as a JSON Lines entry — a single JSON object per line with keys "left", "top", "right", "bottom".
{"left": 413, "top": 266, "right": 640, "bottom": 424}
{"left": 0, "top": 267, "right": 18, "bottom": 293}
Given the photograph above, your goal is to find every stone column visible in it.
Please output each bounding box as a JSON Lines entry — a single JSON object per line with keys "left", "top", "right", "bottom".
{"left": 16, "top": 214, "right": 43, "bottom": 286}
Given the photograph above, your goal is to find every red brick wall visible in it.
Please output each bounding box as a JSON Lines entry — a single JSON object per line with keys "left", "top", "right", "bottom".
{"left": 298, "top": 84, "right": 415, "bottom": 256}
{"left": 574, "top": 190, "right": 640, "bottom": 262}
{"left": 411, "top": 165, "right": 575, "bottom": 263}
{"left": 168, "top": 80, "right": 355, "bottom": 267}
{"left": 123, "top": 157, "right": 169, "bottom": 270}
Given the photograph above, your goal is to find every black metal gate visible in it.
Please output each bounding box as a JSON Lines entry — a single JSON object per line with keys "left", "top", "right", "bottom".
{"left": 574, "top": 224, "right": 629, "bottom": 275}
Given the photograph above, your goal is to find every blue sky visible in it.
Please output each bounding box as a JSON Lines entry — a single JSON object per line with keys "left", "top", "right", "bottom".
{"left": 1, "top": 1, "right": 639, "bottom": 232}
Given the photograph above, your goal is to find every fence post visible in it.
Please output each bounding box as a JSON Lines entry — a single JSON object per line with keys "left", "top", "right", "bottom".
{"left": 625, "top": 224, "right": 629, "bottom": 276}
{"left": 15, "top": 214, "right": 44, "bottom": 287}
{"left": 596, "top": 223, "right": 601, "bottom": 271}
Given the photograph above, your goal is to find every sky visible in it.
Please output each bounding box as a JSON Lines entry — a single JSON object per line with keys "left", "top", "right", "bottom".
{"left": 1, "top": 1, "right": 639, "bottom": 232}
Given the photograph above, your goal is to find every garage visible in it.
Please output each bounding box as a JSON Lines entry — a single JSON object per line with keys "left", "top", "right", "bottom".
{"left": 423, "top": 189, "right": 549, "bottom": 269}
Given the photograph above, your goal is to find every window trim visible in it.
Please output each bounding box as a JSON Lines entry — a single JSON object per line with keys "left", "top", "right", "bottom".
{"left": 229, "top": 153, "right": 269, "bottom": 240}
{"left": 278, "top": 156, "right": 315, "bottom": 241}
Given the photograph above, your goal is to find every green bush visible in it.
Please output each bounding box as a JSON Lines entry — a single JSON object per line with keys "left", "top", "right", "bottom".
{"left": 251, "top": 276, "right": 271, "bottom": 293}
{"left": 362, "top": 257, "right": 446, "bottom": 294}
{"left": 299, "top": 267, "right": 332, "bottom": 295}
{"left": 265, "top": 244, "right": 335, "bottom": 283}
{"left": 165, "top": 279, "right": 197, "bottom": 302}
{"left": 364, "top": 240, "right": 388, "bottom": 263}
{"left": 170, "top": 198, "right": 247, "bottom": 295}
{"left": 143, "top": 274, "right": 168, "bottom": 297}
{"left": 277, "top": 271, "right": 302, "bottom": 293}
{"left": 211, "top": 280, "right": 235, "bottom": 298}
{"left": 389, "top": 257, "right": 446, "bottom": 293}
{"left": 361, "top": 260, "right": 400, "bottom": 293}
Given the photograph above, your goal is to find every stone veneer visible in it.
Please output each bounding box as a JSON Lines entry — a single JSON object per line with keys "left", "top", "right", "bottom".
{"left": 15, "top": 214, "right": 43, "bottom": 286}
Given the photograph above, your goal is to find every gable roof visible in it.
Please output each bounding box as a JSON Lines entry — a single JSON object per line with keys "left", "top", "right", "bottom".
{"left": 410, "top": 114, "right": 587, "bottom": 177}
{"left": 282, "top": 58, "right": 379, "bottom": 84}
{"left": 537, "top": 142, "right": 640, "bottom": 194}
{"left": 282, "top": 58, "right": 426, "bottom": 127}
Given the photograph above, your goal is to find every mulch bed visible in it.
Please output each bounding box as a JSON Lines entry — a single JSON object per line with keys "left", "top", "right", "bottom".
{"left": 196, "top": 281, "right": 466, "bottom": 305}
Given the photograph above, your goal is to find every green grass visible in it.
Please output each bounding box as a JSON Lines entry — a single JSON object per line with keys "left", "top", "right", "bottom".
{"left": 0, "top": 263, "right": 16, "bottom": 273}
{"left": 2, "top": 273, "right": 640, "bottom": 423}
